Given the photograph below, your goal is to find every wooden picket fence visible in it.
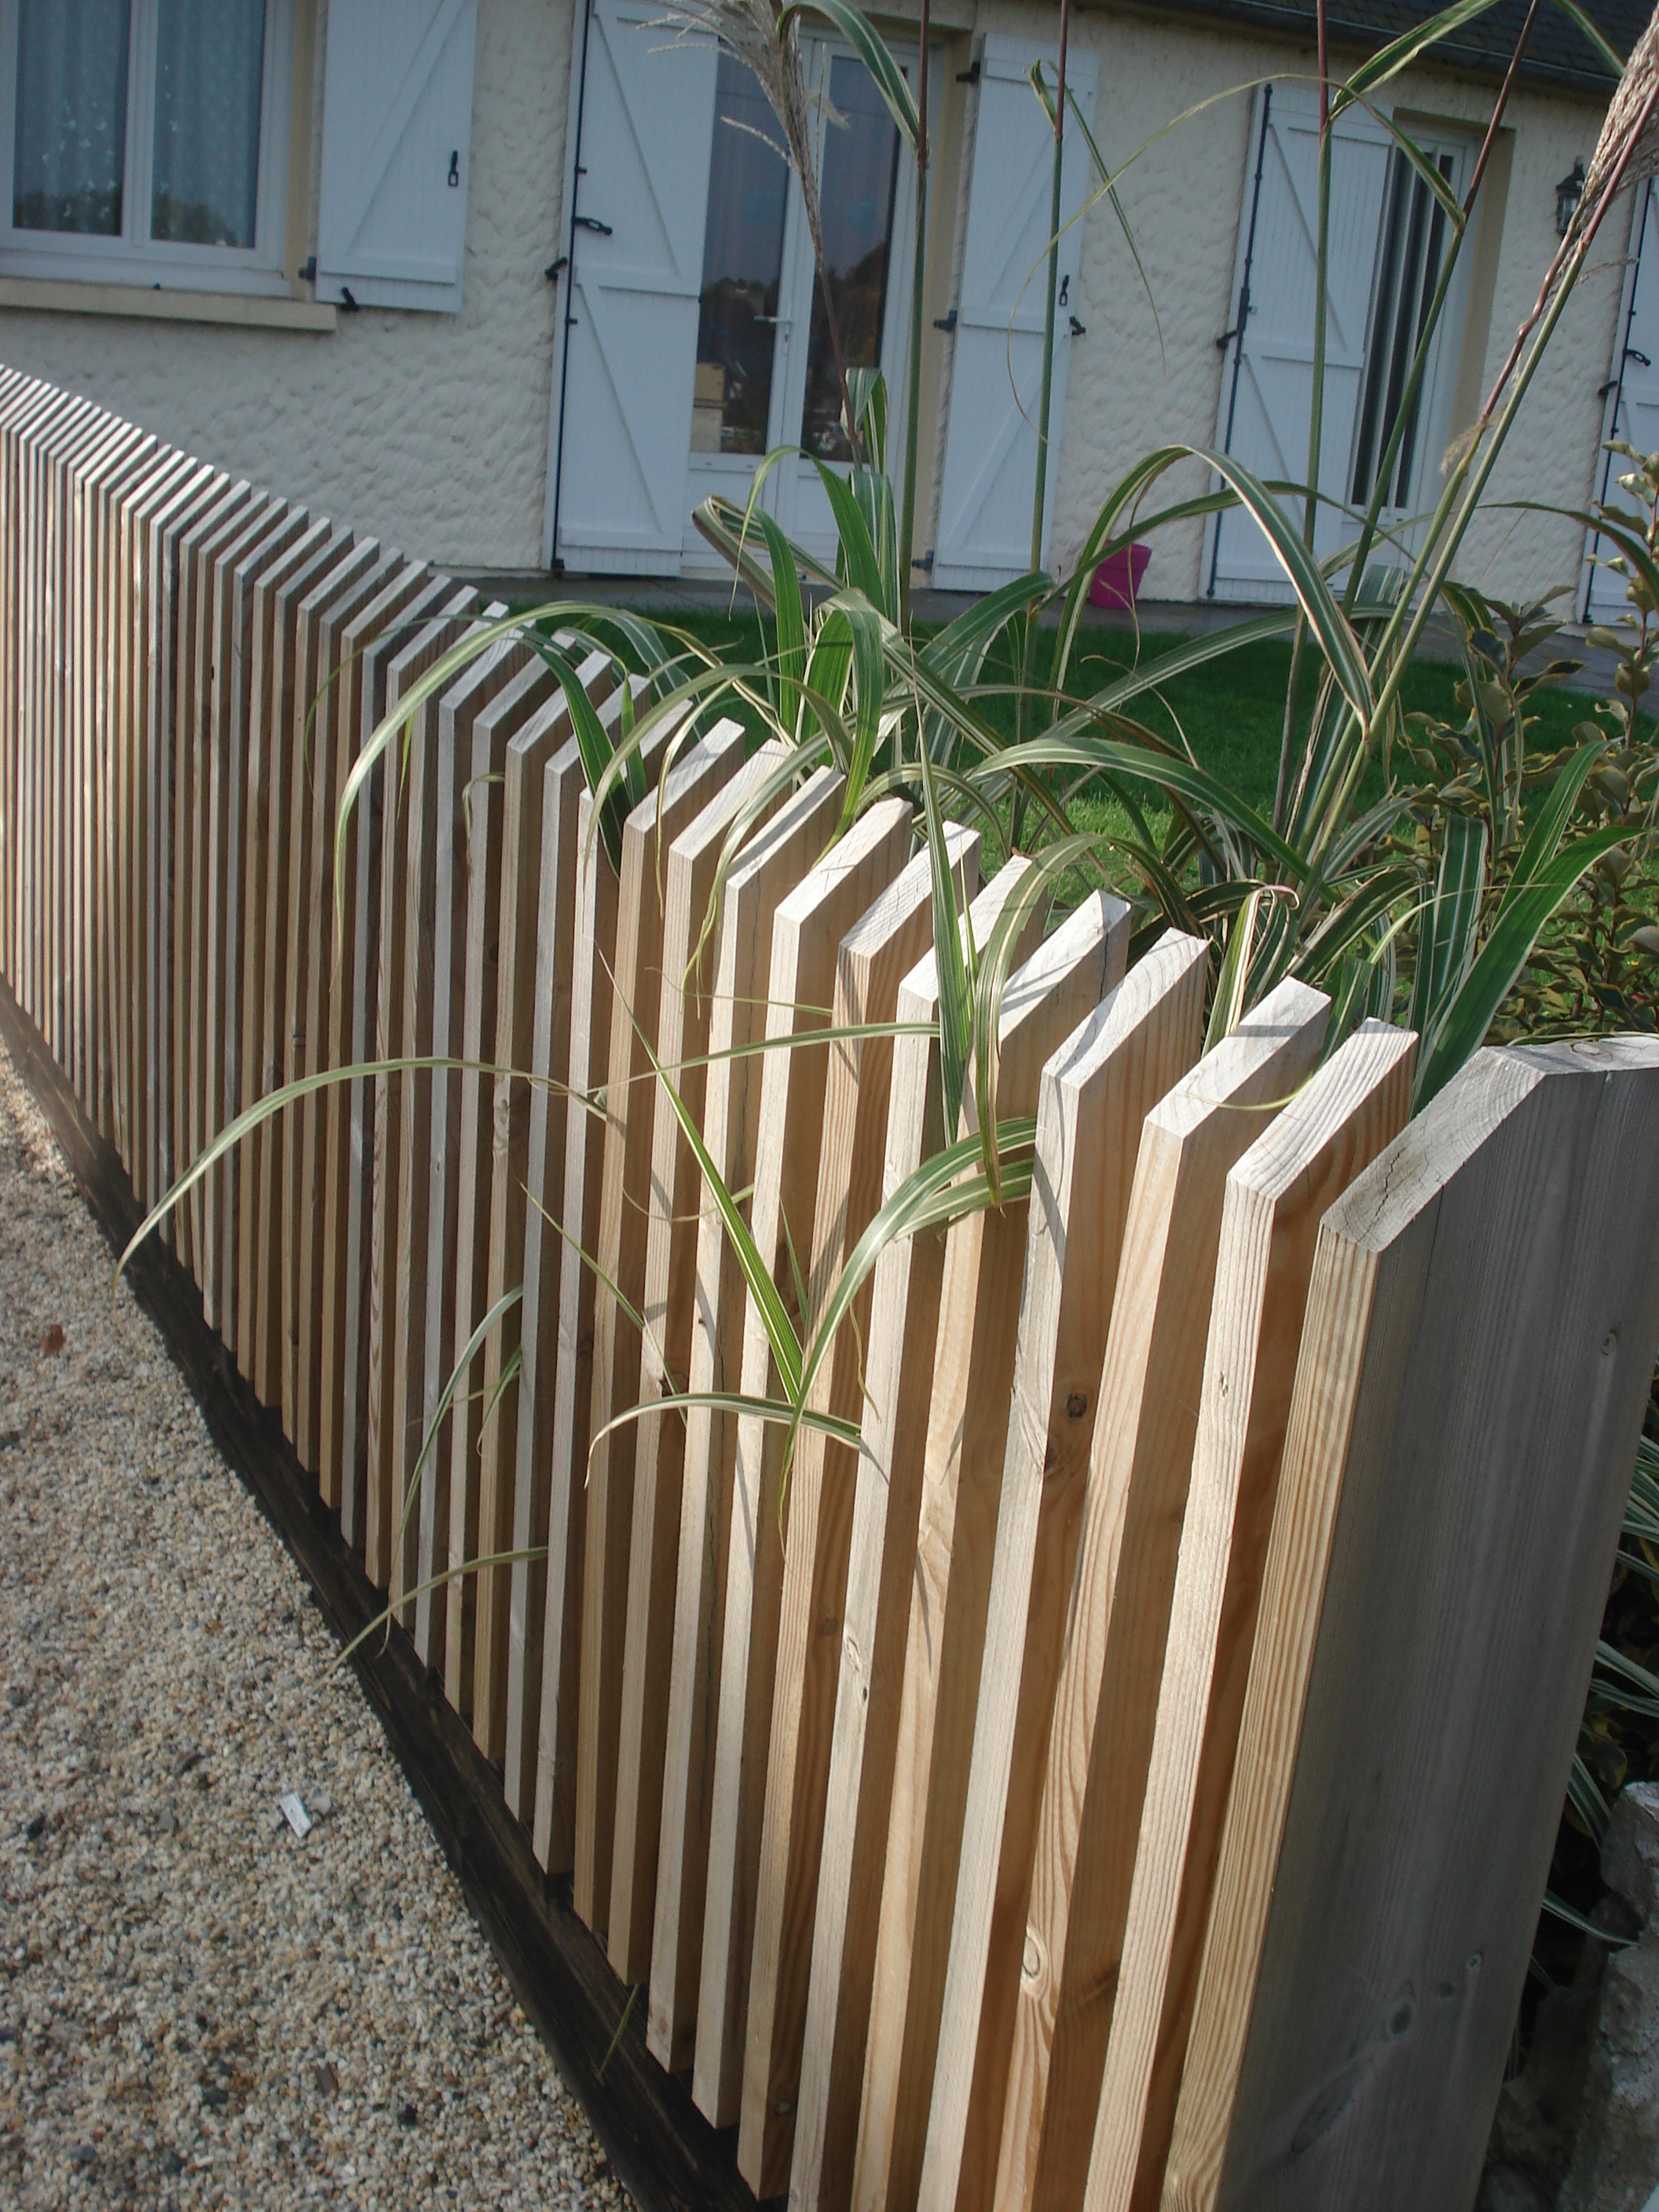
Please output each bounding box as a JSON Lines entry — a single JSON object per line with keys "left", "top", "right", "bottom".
{"left": 5, "top": 365, "right": 1659, "bottom": 2212}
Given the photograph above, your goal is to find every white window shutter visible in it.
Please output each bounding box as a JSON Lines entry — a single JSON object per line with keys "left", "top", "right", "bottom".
{"left": 1207, "top": 82, "right": 1393, "bottom": 599}
{"left": 550, "top": 0, "right": 719, "bottom": 573}
{"left": 316, "top": 0, "right": 479, "bottom": 313}
{"left": 931, "top": 35, "right": 1098, "bottom": 593}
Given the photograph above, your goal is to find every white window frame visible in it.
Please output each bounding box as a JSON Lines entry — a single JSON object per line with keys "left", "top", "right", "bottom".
{"left": 0, "top": 0, "right": 294, "bottom": 295}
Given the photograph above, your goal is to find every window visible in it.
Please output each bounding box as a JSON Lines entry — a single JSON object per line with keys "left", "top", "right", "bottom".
{"left": 1, "top": 0, "right": 292, "bottom": 291}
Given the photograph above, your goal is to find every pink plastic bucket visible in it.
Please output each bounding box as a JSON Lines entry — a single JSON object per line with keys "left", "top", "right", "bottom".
{"left": 1088, "top": 542, "right": 1152, "bottom": 610}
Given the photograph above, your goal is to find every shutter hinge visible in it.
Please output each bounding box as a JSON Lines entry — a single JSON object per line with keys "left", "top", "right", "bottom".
{"left": 574, "top": 215, "right": 613, "bottom": 236}
{"left": 546, "top": 256, "right": 569, "bottom": 281}
{"left": 956, "top": 58, "right": 980, "bottom": 82}
{"left": 298, "top": 255, "right": 316, "bottom": 284}
{"left": 917, "top": 550, "right": 936, "bottom": 571}
{"left": 932, "top": 309, "right": 957, "bottom": 332}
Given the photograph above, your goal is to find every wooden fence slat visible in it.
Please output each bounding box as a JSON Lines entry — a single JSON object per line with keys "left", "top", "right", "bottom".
{"left": 185, "top": 490, "right": 275, "bottom": 1276}
{"left": 334, "top": 580, "right": 478, "bottom": 1549}
{"left": 276, "top": 537, "right": 386, "bottom": 1447}
{"left": 391, "top": 628, "right": 555, "bottom": 1646}
{"left": 647, "top": 765, "right": 848, "bottom": 2071}
{"left": 40, "top": 401, "right": 105, "bottom": 1074}
{"left": 788, "top": 855, "right": 1046, "bottom": 2212}
{"left": 503, "top": 710, "right": 610, "bottom": 1824}
{"left": 240, "top": 522, "right": 356, "bottom": 1394}
{"left": 993, "top": 976, "right": 1330, "bottom": 2212}
{"left": 364, "top": 602, "right": 518, "bottom": 1594}
{"left": 1086, "top": 1018, "right": 1414, "bottom": 2212}
{"left": 1163, "top": 1037, "right": 1659, "bottom": 2212}
{"left": 530, "top": 698, "right": 689, "bottom": 1870}
{"left": 169, "top": 478, "right": 256, "bottom": 1273}
{"left": 142, "top": 461, "right": 225, "bottom": 1237}
{"left": 472, "top": 650, "right": 616, "bottom": 1773}
{"left": 605, "top": 740, "right": 796, "bottom": 1980}
{"left": 848, "top": 892, "right": 1131, "bottom": 2212}
{"left": 738, "top": 826, "right": 983, "bottom": 2194}
{"left": 206, "top": 504, "right": 310, "bottom": 1336}
{"left": 916, "top": 931, "right": 1210, "bottom": 2212}
{"left": 119, "top": 445, "right": 200, "bottom": 1214}
{"left": 0, "top": 375, "right": 42, "bottom": 998}
{"left": 693, "top": 794, "right": 914, "bottom": 2130}
{"left": 230, "top": 512, "right": 342, "bottom": 1375}
{"left": 297, "top": 554, "right": 425, "bottom": 1483}
{"left": 575, "top": 719, "right": 749, "bottom": 1933}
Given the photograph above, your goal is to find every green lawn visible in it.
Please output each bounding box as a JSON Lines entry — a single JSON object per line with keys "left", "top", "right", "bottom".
{"left": 628, "top": 606, "right": 1609, "bottom": 830}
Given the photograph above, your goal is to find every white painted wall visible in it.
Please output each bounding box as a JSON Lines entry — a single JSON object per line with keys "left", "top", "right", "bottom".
{"left": 965, "top": 2, "right": 1624, "bottom": 609}
{"left": 0, "top": 0, "right": 574, "bottom": 570}
{"left": 0, "top": 0, "right": 1626, "bottom": 605}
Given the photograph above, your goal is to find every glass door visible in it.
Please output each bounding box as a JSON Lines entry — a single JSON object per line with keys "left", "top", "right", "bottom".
{"left": 684, "top": 38, "right": 919, "bottom": 569}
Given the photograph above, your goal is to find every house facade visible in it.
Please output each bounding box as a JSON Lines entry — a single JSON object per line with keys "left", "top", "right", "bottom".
{"left": 0, "top": 0, "right": 1648, "bottom": 617}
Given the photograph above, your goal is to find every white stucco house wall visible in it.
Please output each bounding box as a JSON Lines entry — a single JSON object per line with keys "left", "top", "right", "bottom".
{"left": 0, "top": 0, "right": 1649, "bottom": 617}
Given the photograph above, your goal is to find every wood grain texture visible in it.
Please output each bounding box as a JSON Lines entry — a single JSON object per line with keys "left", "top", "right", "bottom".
{"left": 994, "top": 979, "right": 1331, "bottom": 2212}
{"left": 529, "top": 695, "right": 685, "bottom": 1873}
{"left": 331, "top": 580, "right": 477, "bottom": 1551}
{"left": 364, "top": 608, "right": 517, "bottom": 1597}
{"left": 503, "top": 721, "right": 603, "bottom": 1825}
{"left": 473, "top": 650, "right": 615, "bottom": 1775}
{"left": 273, "top": 537, "right": 384, "bottom": 1450}
{"left": 607, "top": 739, "right": 794, "bottom": 1983}
{"left": 789, "top": 856, "right": 1046, "bottom": 2212}
{"left": 1163, "top": 1038, "right": 1659, "bottom": 2212}
{"left": 390, "top": 632, "right": 544, "bottom": 1650}
{"left": 647, "top": 767, "right": 846, "bottom": 2075}
{"left": 1086, "top": 1020, "right": 1415, "bottom": 2212}
{"left": 574, "top": 720, "right": 748, "bottom": 1934}
{"left": 693, "top": 796, "right": 914, "bottom": 2130}
{"left": 739, "top": 830, "right": 984, "bottom": 2196}
{"left": 851, "top": 892, "right": 1132, "bottom": 2212}
{"left": 917, "top": 931, "right": 1210, "bottom": 2212}
{"left": 289, "top": 549, "right": 412, "bottom": 1480}
{"left": 231, "top": 514, "right": 339, "bottom": 1379}
{"left": 244, "top": 522, "right": 358, "bottom": 1398}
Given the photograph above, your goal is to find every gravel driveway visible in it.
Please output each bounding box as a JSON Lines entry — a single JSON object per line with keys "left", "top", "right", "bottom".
{"left": 0, "top": 1033, "right": 626, "bottom": 2209}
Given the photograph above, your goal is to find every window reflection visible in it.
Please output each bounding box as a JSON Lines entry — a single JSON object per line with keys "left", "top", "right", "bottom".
{"left": 800, "top": 55, "right": 900, "bottom": 460}
{"left": 13, "top": 0, "right": 132, "bottom": 236}
{"left": 694, "top": 56, "right": 790, "bottom": 455}
{"left": 151, "top": 0, "right": 267, "bottom": 247}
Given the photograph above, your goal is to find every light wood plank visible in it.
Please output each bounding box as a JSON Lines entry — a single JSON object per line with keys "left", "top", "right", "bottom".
{"left": 504, "top": 720, "right": 605, "bottom": 1825}
{"left": 529, "top": 695, "right": 687, "bottom": 1869}
{"left": 473, "top": 648, "right": 616, "bottom": 1775}
{"left": 324, "top": 576, "right": 474, "bottom": 1540}
{"left": 390, "top": 632, "right": 556, "bottom": 1650}
{"left": 789, "top": 857, "right": 1047, "bottom": 2212}
{"left": 364, "top": 604, "right": 517, "bottom": 1595}
{"left": 604, "top": 740, "right": 798, "bottom": 1974}
{"left": 849, "top": 892, "right": 1132, "bottom": 2212}
{"left": 916, "top": 932, "right": 1210, "bottom": 2212}
{"left": 242, "top": 522, "right": 357, "bottom": 1401}
{"left": 274, "top": 537, "right": 386, "bottom": 1448}
{"left": 1086, "top": 1020, "right": 1414, "bottom": 2212}
{"left": 1162, "top": 1037, "right": 1659, "bottom": 2212}
{"left": 993, "top": 979, "right": 1331, "bottom": 2212}
{"left": 693, "top": 796, "right": 914, "bottom": 2129}
{"left": 646, "top": 766, "right": 847, "bottom": 2067}
{"left": 573, "top": 718, "right": 749, "bottom": 1928}
{"left": 739, "top": 827, "right": 984, "bottom": 2193}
